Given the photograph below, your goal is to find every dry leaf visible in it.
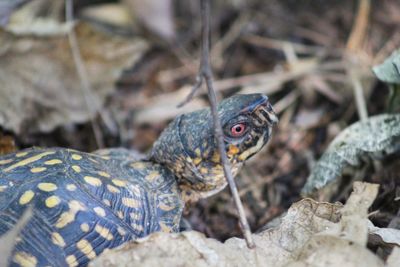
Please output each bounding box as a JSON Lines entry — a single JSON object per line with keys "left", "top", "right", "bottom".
{"left": 91, "top": 182, "right": 388, "bottom": 267}
{"left": 123, "top": 0, "right": 176, "bottom": 42}
{"left": 368, "top": 220, "right": 400, "bottom": 247}
{"left": 0, "top": 133, "right": 16, "bottom": 155}
{"left": 90, "top": 198, "right": 342, "bottom": 267}
{"left": 0, "top": 0, "right": 28, "bottom": 26}
{"left": 288, "top": 182, "right": 383, "bottom": 267}
{"left": 302, "top": 114, "right": 400, "bottom": 197}
{"left": 0, "top": 22, "right": 148, "bottom": 135}
{"left": 5, "top": 0, "right": 68, "bottom": 36}
{"left": 386, "top": 247, "right": 400, "bottom": 267}
{"left": 80, "top": 4, "right": 135, "bottom": 29}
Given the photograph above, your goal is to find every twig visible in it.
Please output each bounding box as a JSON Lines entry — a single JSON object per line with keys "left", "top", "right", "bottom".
{"left": 0, "top": 206, "right": 32, "bottom": 267}
{"left": 348, "top": 69, "right": 368, "bottom": 121}
{"left": 243, "top": 35, "right": 327, "bottom": 55}
{"left": 346, "top": 0, "right": 370, "bottom": 51}
{"left": 345, "top": 0, "right": 370, "bottom": 122}
{"left": 136, "top": 59, "right": 319, "bottom": 124}
{"left": 65, "top": 0, "right": 104, "bottom": 149}
{"left": 178, "top": 0, "right": 255, "bottom": 248}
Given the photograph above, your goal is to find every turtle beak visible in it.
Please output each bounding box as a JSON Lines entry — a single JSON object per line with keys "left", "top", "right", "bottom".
{"left": 253, "top": 96, "right": 278, "bottom": 127}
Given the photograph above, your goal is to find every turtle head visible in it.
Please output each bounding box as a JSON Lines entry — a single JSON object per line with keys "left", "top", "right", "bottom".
{"left": 150, "top": 94, "right": 278, "bottom": 202}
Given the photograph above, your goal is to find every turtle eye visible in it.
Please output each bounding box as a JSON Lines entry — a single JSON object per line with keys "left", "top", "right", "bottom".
{"left": 230, "top": 123, "right": 247, "bottom": 137}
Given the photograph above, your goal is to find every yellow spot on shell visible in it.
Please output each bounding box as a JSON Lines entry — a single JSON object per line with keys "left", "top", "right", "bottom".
{"left": 159, "top": 222, "right": 172, "bottom": 233}
{"left": 158, "top": 203, "right": 175, "bottom": 211}
{"left": 16, "top": 152, "right": 28, "bottom": 157}
{"left": 130, "top": 212, "right": 140, "bottom": 220}
{"left": 93, "top": 207, "right": 106, "bottom": 217}
{"left": 4, "top": 151, "right": 55, "bottom": 172}
{"left": 129, "top": 185, "right": 141, "bottom": 195}
{"left": 88, "top": 158, "right": 99, "bottom": 164}
{"left": 0, "top": 185, "right": 7, "bottom": 192}
{"left": 44, "top": 159, "right": 62, "bottom": 165}
{"left": 51, "top": 232, "right": 65, "bottom": 247}
{"left": 30, "top": 167, "right": 47, "bottom": 173}
{"left": 193, "top": 157, "right": 202, "bottom": 165}
{"left": 80, "top": 223, "right": 90, "bottom": 232}
{"left": 66, "top": 255, "right": 78, "bottom": 267}
{"left": 145, "top": 171, "right": 159, "bottom": 182}
{"left": 117, "top": 226, "right": 126, "bottom": 236}
{"left": 98, "top": 171, "right": 110, "bottom": 178}
{"left": 131, "top": 223, "right": 144, "bottom": 232}
{"left": 45, "top": 196, "right": 61, "bottom": 208}
{"left": 122, "top": 197, "right": 139, "bottom": 208}
{"left": 56, "top": 213, "right": 74, "bottom": 229}
{"left": 106, "top": 184, "right": 120, "bottom": 193}
{"left": 13, "top": 252, "right": 37, "bottom": 267}
{"left": 55, "top": 200, "right": 85, "bottom": 228}
{"left": 112, "top": 179, "right": 126, "bottom": 187}
{"left": 77, "top": 239, "right": 96, "bottom": 259}
{"left": 211, "top": 152, "right": 221, "bottom": 163}
{"left": 71, "top": 154, "right": 82, "bottom": 160}
{"left": 199, "top": 167, "right": 209, "bottom": 175}
{"left": 117, "top": 211, "right": 124, "bottom": 219}
{"left": 71, "top": 165, "right": 81, "bottom": 173}
{"left": 94, "top": 225, "right": 114, "bottom": 240}
{"left": 130, "top": 162, "right": 146, "bottom": 169}
{"left": 19, "top": 190, "right": 34, "bottom": 205}
{"left": 101, "top": 156, "right": 110, "bottom": 160}
{"left": 103, "top": 199, "right": 111, "bottom": 206}
{"left": 66, "top": 184, "right": 77, "bottom": 191}
{"left": 84, "top": 176, "right": 102, "bottom": 187}
{"left": 0, "top": 158, "right": 13, "bottom": 165}
{"left": 38, "top": 183, "right": 57, "bottom": 192}
{"left": 194, "top": 148, "right": 201, "bottom": 156}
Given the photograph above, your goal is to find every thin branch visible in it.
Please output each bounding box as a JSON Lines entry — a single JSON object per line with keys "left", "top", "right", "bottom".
{"left": 65, "top": 0, "right": 104, "bottom": 149}
{"left": 346, "top": 0, "right": 370, "bottom": 51}
{"left": 179, "top": 0, "right": 255, "bottom": 248}
{"left": 345, "top": 0, "right": 371, "bottom": 122}
{"left": 349, "top": 69, "right": 368, "bottom": 121}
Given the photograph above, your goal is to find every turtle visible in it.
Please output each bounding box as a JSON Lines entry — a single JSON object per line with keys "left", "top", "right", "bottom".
{"left": 0, "top": 93, "right": 278, "bottom": 267}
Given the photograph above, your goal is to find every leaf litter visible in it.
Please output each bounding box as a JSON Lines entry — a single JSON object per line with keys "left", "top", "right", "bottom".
{"left": 91, "top": 182, "right": 399, "bottom": 267}
{"left": 0, "top": 4, "right": 148, "bottom": 135}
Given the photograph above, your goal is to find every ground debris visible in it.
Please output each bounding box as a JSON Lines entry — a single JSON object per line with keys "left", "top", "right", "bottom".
{"left": 91, "top": 182, "right": 390, "bottom": 267}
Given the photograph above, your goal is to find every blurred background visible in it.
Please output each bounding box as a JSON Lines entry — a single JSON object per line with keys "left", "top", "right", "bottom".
{"left": 0, "top": 0, "right": 399, "bottom": 241}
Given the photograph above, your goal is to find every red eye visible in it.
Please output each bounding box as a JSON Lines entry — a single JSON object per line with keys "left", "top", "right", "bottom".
{"left": 230, "top": 123, "right": 247, "bottom": 137}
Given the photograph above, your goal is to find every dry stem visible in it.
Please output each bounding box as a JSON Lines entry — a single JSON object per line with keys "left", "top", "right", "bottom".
{"left": 178, "top": 0, "right": 255, "bottom": 248}
{"left": 65, "top": 0, "right": 104, "bottom": 148}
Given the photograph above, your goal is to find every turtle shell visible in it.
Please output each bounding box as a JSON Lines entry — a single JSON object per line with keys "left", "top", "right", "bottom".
{"left": 0, "top": 147, "right": 182, "bottom": 267}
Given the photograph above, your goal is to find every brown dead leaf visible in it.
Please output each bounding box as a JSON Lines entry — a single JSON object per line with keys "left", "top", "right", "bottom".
{"left": 386, "top": 247, "right": 400, "bottom": 267}
{"left": 90, "top": 199, "right": 341, "bottom": 267}
{"left": 0, "top": 133, "right": 16, "bottom": 155}
{"left": 80, "top": 4, "right": 135, "bottom": 30}
{"left": 368, "top": 220, "right": 400, "bottom": 247}
{"left": 123, "top": 0, "right": 175, "bottom": 42}
{"left": 288, "top": 235, "right": 383, "bottom": 267}
{"left": 290, "top": 182, "right": 383, "bottom": 267}
{"left": 0, "top": 22, "right": 148, "bottom": 134}
{"left": 91, "top": 182, "right": 387, "bottom": 267}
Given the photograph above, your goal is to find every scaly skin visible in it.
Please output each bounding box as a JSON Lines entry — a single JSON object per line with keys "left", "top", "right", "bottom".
{"left": 0, "top": 93, "right": 277, "bottom": 266}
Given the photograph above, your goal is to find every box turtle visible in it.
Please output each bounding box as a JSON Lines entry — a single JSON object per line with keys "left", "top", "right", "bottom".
{"left": 0, "top": 94, "right": 277, "bottom": 267}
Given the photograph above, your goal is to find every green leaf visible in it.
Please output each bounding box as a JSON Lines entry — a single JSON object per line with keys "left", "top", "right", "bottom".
{"left": 302, "top": 114, "right": 400, "bottom": 196}
{"left": 373, "top": 49, "right": 400, "bottom": 84}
